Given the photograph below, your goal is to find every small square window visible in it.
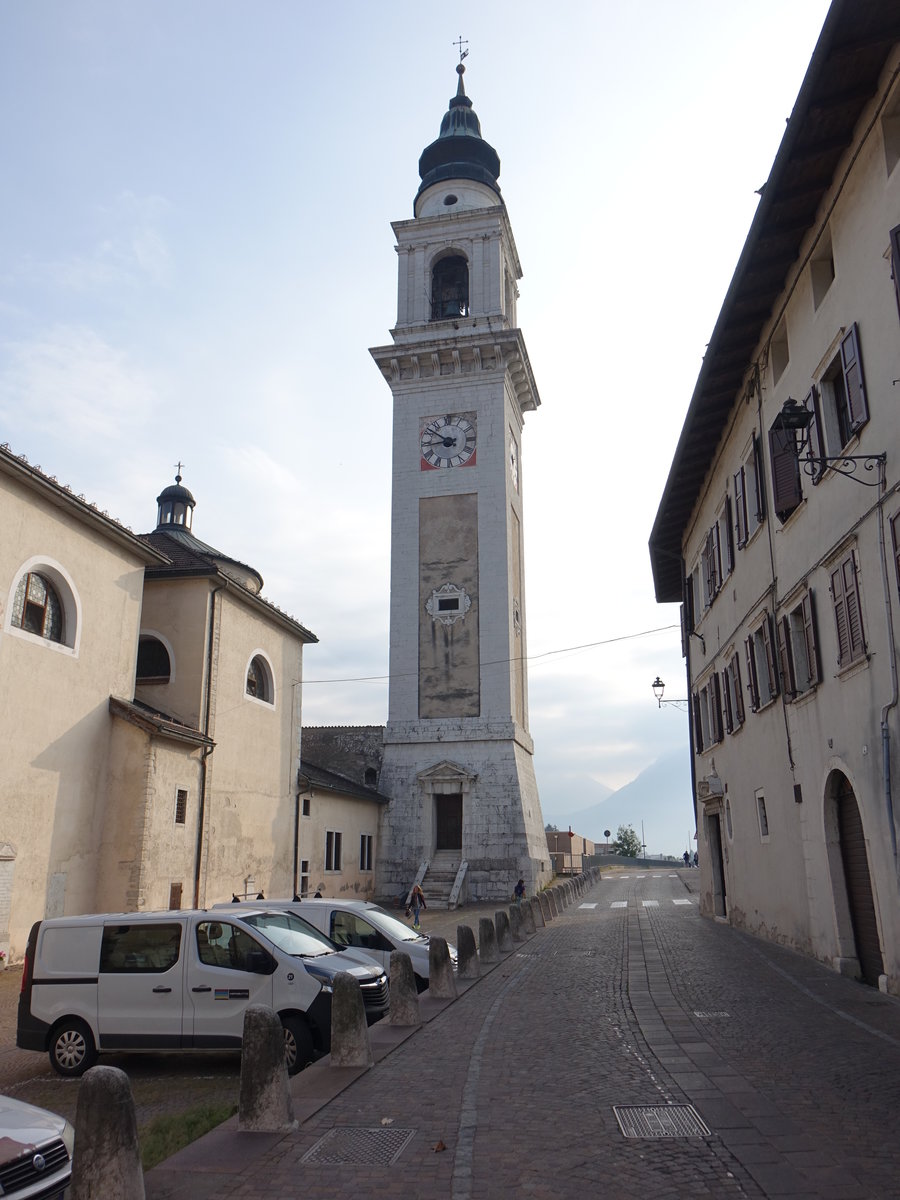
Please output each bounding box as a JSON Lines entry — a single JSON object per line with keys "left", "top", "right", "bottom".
{"left": 302, "top": 796, "right": 311, "bottom": 817}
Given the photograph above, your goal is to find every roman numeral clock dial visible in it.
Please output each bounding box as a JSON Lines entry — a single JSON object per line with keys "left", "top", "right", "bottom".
{"left": 420, "top": 413, "right": 477, "bottom": 469}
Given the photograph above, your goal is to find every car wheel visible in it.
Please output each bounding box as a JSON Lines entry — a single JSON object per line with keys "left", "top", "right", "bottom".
{"left": 49, "top": 1019, "right": 98, "bottom": 1077}
{"left": 281, "top": 1015, "right": 314, "bottom": 1075}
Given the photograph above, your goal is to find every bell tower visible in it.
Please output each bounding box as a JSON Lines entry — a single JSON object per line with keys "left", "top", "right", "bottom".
{"left": 370, "top": 62, "right": 550, "bottom": 903}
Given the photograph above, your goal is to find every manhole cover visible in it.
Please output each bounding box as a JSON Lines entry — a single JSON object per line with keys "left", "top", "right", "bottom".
{"left": 302, "top": 1127, "right": 417, "bottom": 1165}
{"left": 613, "top": 1105, "right": 710, "bottom": 1139}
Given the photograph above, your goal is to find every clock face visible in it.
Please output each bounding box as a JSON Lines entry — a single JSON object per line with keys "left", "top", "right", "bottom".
{"left": 420, "top": 413, "right": 477, "bottom": 469}
{"left": 508, "top": 433, "right": 519, "bottom": 492}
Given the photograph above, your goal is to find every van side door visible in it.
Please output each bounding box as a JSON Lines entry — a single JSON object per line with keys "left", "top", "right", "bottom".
{"left": 185, "top": 918, "right": 276, "bottom": 1048}
{"left": 329, "top": 910, "right": 393, "bottom": 974}
{"left": 97, "top": 920, "right": 186, "bottom": 1049}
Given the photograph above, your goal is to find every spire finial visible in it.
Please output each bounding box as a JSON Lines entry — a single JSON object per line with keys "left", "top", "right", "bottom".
{"left": 174, "top": 460, "right": 185, "bottom": 484}
{"left": 453, "top": 35, "right": 469, "bottom": 65}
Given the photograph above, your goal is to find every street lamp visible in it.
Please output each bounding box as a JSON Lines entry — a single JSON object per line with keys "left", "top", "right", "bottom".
{"left": 777, "top": 397, "right": 886, "bottom": 487}
{"left": 652, "top": 677, "right": 688, "bottom": 708}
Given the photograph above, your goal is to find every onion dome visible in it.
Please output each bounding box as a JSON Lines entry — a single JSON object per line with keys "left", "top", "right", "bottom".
{"left": 156, "top": 470, "right": 195, "bottom": 532}
{"left": 416, "top": 63, "right": 501, "bottom": 203}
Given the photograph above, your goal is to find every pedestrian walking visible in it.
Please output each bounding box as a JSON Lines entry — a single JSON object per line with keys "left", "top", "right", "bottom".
{"left": 682, "top": 851, "right": 690, "bottom": 867}
{"left": 514, "top": 878, "right": 526, "bottom": 905}
{"left": 408, "top": 883, "right": 426, "bottom": 929}
{"left": 693, "top": 851, "right": 698, "bottom": 868}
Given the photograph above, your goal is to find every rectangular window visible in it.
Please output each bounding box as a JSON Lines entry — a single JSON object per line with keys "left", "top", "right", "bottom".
{"left": 756, "top": 791, "right": 770, "bottom": 840}
{"left": 693, "top": 675, "right": 723, "bottom": 752}
{"left": 722, "top": 654, "right": 745, "bottom": 733}
{"left": 300, "top": 859, "right": 310, "bottom": 897}
{"left": 830, "top": 549, "right": 866, "bottom": 667}
{"left": 302, "top": 795, "right": 311, "bottom": 817}
{"left": 734, "top": 436, "right": 765, "bottom": 549}
{"left": 777, "top": 592, "right": 820, "bottom": 699}
{"left": 815, "top": 324, "right": 869, "bottom": 459}
{"left": 325, "top": 830, "right": 342, "bottom": 872}
{"left": 100, "top": 923, "right": 182, "bottom": 973}
{"left": 174, "top": 789, "right": 188, "bottom": 825}
{"left": 745, "top": 614, "right": 779, "bottom": 710}
{"left": 720, "top": 497, "right": 735, "bottom": 580}
{"left": 359, "top": 834, "right": 373, "bottom": 872}
{"left": 168, "top": 882, "right": 183, "bottom": 910}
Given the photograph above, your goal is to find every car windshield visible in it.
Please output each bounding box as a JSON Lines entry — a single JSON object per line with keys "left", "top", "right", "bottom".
{"left": 366, "top": 907, "right": 428, "bottom": 943}
{"left": 238, "top": 911, "right": 337, "bottom": 958}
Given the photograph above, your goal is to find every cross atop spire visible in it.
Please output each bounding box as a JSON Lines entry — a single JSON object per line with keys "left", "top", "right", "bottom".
{"left": 453, "top": 35, "right": 469, "bottom": 64}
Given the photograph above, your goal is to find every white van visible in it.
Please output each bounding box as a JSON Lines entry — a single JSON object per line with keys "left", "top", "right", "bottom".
{"left": 216, "top": 898, "right": 456, "bottom": 991}
{"left": 16, "top": 908, "right": 388, "bottom": 1077}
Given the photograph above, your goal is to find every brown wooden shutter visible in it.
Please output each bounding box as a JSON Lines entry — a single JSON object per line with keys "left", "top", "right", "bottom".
{"left": 723, "top": 497, "right": 735, "bottom": 575}
{"left": 805, "top": 386, "right": 824, "bottom": 482}
{"left": 745, "top": 636, "right": 759, "bottom": 711}
{"left": 683, "top": 574, "right": 695, "bottom": 633}
{"left": 840, "top": 324, "right": 868, "bottom": 433}
{"left": 731, "top": 656, "right": 745, "bottom": 725}
{"left": 734, "top": 467, "right": 747, "bottom": 547}
{"left": 711, "top": 521, "right": 722, "bottom": 593}
{"left": 891, "top": 225, "right": 900, "bottom": 325}
{"left": 831, "top": 561, "right": 851, "bottom": 665}
{"left": 768, "top": 425, "right": 802, "bottom": 522}
{"left": 711, "top": 673, "right": 723, "bottom": 742}
{"left": 752, "top": 433, "right": 766, "bottom": 523}
{"left": 692, "top": 695, "right": 703, "bottom": 754}
{"left": 843, "top": 552, "right": 866, "bottom": 661}
{"left": 703, "top": 531, "right": 715, "bottom": 603}
{"left": 761, "top": 615, "right": 779, "bottom": 697}
{"left": 802, "top": 592, "right": 820, "bottom": 687}
{"left": 721, "top": 668, "right": 733, "bottom": 734}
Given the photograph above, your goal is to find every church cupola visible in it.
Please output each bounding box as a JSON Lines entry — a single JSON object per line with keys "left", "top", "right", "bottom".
{"left": 415, "top": 63, "right": 501, "bottom": 211}
{"left": 155, "top": 469, "right": 195, "bottom": 531}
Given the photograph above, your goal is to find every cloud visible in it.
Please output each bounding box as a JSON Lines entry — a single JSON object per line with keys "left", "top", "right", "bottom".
{"left": 0, "top": 325, "right": 158, "bottom": 445}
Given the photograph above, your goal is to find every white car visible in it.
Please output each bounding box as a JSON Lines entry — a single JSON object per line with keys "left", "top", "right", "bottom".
{"left": 218, "top": 899, "right": 456, "bottom": 992}
{"left": 0, "top": 1094, "right": 73, "bottom": 1199}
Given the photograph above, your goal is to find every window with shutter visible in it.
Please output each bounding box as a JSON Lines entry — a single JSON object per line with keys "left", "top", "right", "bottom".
{"left": 692, "top": 696, "right": 703, "bottom": 754}
{"left": 777, "top": 615, "right": 797, "bottom": 698}
{"left": 804, "top": 387, "right": 825, "bottom": 483}
{"left": 768, "top": 423, "right": 803, "bottom": 523}
{"left": 729, "top": 655, "right": 745, "bottom": 727}
{"left": 711, "top": 673, "right": 723, "bottom": 743}
{"left": 890, "top": 511, "right": 900, "bottom": 596}
{"left": 760, "top": 615, "right": 779, "bottom": 700}
{"left": 751, "top": 433, "right": 766, "bottom": 526}
{"left": 831, "top": 550, "right": 866, "bottom": 667}
{"left": 721, "top": 497, "right": 735, "bottom": 577}
{"left": 734, "top": 467, "right": 747, "bottom": 547}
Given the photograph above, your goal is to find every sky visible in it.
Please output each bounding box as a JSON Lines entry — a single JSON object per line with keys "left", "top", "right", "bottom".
{"left": 0, "top": 1, "right": 833, "bottom": 854}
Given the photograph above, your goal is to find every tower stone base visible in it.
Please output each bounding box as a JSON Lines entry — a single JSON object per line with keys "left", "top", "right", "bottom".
{"left": 376, "top": 721, "right": 551, "bottom": 902}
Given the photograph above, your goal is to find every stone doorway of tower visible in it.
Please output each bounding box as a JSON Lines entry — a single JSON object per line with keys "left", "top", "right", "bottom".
{"left": 435, "top": 792, "right": 463, "bottom": 852}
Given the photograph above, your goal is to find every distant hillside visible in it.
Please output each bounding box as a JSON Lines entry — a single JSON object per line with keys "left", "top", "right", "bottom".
{"left": 544, "top": 749, "right": 695, "bottom": 858}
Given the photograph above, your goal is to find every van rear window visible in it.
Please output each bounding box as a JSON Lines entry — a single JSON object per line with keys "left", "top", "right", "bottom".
{"left": 100, "top": 923, "right": 182, "bottom": 973}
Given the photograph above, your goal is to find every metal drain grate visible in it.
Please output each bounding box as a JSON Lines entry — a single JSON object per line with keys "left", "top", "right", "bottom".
{"left": 613, "top": 1105, "right": 711, "bottom": 1139}
{"left": 302, "top": 1126, "right": 417, "bottom": 1165}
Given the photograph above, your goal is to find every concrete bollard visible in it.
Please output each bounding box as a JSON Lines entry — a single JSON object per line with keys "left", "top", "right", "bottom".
{"left": 330, "top": 971, "right": 374, "bottom": 1068}
{"left": 70, "top": 1065, "right": 144, "bottom": 1200}
{"left": 508, "top": 904, "right": 524, "bottom": 943}
{"left": 495, "top": 909, "right": 513, "bottom": 952}
{"left": 239, "top": 1005, "right": 296, "bottom": 1132}
{"left": 538, "top": 892, "right": 551, "bottom": 922}
{"left": 479, "top": 916, "right": 499, "bottom": 962}
{"left": 548, "top": 889, "right": 558, "bottom": 918}
{"left": 389, "top": 950, "right": 421, "bottom": 1027}
{"left": 428, "top": 936, "right": 458, "bottom": 1000}
{"left": 457, "top": 924, "right": 479, "bottom": 980}
{"left": 522, "top": 898, "right": 536, "bottom": 934}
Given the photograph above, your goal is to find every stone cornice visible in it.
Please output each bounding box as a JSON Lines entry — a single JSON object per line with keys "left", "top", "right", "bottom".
{"left": 370, "top": 328, "right": 540, "bottom": 416}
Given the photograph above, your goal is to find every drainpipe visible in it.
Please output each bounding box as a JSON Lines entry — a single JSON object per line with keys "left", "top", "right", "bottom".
{"left": 193, "top": 580, "right": 225, "bottom": 908}
{"left": 876, "top": 474, "right": 898, "bottom": 863}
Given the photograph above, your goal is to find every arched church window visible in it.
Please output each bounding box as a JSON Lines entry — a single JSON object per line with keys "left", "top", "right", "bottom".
{"left": 246, "top": 654, "right": 274, "bottom": 704}
{"left": 11, "top": 572, "right": 64, "bottom": 643}
{"left": 137, "top": 636, "right": 171, "bottom": 683}
{"left": 431, "top": 255, "right": 469, "bottom": 320}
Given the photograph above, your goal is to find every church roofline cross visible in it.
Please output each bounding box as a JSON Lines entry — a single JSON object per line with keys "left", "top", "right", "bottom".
{"left": 453, "top": 35, "right": 469, "bottom": 64}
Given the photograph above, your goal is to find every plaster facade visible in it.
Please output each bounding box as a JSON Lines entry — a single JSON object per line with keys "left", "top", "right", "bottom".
{"left": 651, "top": 6, "right": 900, "bottom": 993}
